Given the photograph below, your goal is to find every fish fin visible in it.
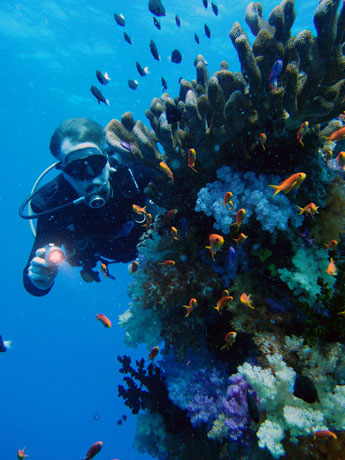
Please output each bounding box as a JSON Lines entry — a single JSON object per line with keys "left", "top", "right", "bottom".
{"left": 4, "top": 340, "right": 11, "bottom": 349}
{"left": 105, "top": 99, "right": 110, "bottom": 106}
{"left": 268, "top": 185, "right": 280, "bottom": 196}
{"left": 104, "top": 72, "right": 111, "bottom": 81}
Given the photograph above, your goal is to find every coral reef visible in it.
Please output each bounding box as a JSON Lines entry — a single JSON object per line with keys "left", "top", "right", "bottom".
{"left": 113, "top": 0, "right": 345, "bottom": 458}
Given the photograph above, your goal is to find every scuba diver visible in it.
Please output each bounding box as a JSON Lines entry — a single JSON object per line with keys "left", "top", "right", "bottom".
{"left": 20, "top": 117, "right": 154, "bottom": 296}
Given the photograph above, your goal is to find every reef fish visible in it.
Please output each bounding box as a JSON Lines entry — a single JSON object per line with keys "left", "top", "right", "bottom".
{"left": 132, "top": 204, "right": 147, "bottom": 215}
{"left": 96, "top": 314, "right": 112, "bottom": 328}
{"left": 128, "top": 79, "right": 138, "bottom": 90}
{"left": 293, "top": 374, "right": 319, "bottom": 403}
{"left": 324, "top": 239, "right": 338, "bottom": 249}
{"left": 268, "top": 59, "right": 283, "bottom": 91}
{"left": 82, "top": 441, "right": 103, "bottom": 460}
{"left": 269, "top": 172, "right": 306, "bottom": 196}
{"left": 0, "top": 335, "right": 11, "bottom": 352}
{"left": 171, "top": 49, "right": 182, "bottom": 63}
{"left": 162, "top": 209, "right": 178, "bottom": 225}
{"left": 205, "top": 234, "right": 224, "bottom": 261}
{"left": 211, "top": 2, "right": 219, "bottom": 15}
{"left": 297, "top": 202, "right": 319, "bottom": 216}
{"left": 313, "top": 430, "right": 337, "bottom": 440}
{"left": 17, "top": 447, "right": 29, "bottom": 459}
{"left": 259, "top": 133, "right": 266, "bottom": 150}
{"left": 297, "top": 121, "right": 309, "bottom": 147}
{"left": 123, "top": 32, "right": 132, "bottom": 44}
{"left": 128, "top": 261, "right": 139, "bottom": 273}
{"left": 204, "top": 24, "right": 211, "bottom": 38}
{"left": 240, "top": 292, "right": 255, "bottom": 309}
{"left": 223, "top": 192, "right": 234, "bottom": 210}
{"left": 159, "top": 161, "right": 174, "bottom": 183}
{"left": 187, "top": 148, "right": 197, "bottom": 172}
{"left": 194, "top": 33, "right": 200, "bottom": 44}
{"left": 149, "top": 0, "right": 166, "bottom": 17}
{"left": 323, "top": 126, "right": 345, "bottom": 142}
{"left": 149, "top": 346, "right": 159, "bottom": 360}
{"left": 336, "top": 151, "right": 345, "bottom": 170}
{"left": 214, "top": 294, "right": 233, "bottom": 313}
{"left": 233, "top": 233, "right": 247, "bottom": 246}
{"left": 90, "top": 86, "right": 110, "bottom": 106}
{"left": 202, "top": 0, "right": 208, "bottom": 9}
{"left": 231, "top": 208, "right": 246, "bottom": 231}
{"left": 150, "top": 40, "right": 160, "bottom": 60}
{"left": 96, "top": 70, "right": 111, "bottom": 85}
{"left": 175, "top": 15, "right": 181, "bottom": 27}
{"left": 326, "top": 258, "right": 337, "bottom": 276}
{"left": 161, "top": 77, "right": 168, "bottom": 91}
{"left": 153, "top": 16, "right": 161, "bottom": 30}
{"left": 100, "top": 263, "right": 116, "bottom": 280}
{"left": 220, "top": 331, "right": 237, "bottom": 350}
{"left": 136, "top": 61, "right": 149, "bottom": 77}
{"left": 170, "top": 226, "right": 179, "bottom": 240}
{"left": 114, "top": 13, "right": 125, "bottom": 26}
{"left": 182, "top": 298, "right": 198, "bottom": 317}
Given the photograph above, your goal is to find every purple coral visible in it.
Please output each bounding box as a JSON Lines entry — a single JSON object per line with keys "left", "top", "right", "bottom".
{"left": 184, "top": 369, "right": 257, "bottom": 443}
{"left": 221, "top": 373, "right": 256, "bottom": 442}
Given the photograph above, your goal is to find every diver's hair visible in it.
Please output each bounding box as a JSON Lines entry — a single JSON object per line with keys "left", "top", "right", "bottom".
{"left": 49, "top": 118, "right": 105, "bottom": 158}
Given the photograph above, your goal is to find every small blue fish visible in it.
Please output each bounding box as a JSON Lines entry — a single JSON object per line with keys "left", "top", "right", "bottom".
{"left": 120, "top": 141, "right": 133, "bottom": 153}
{"left": 268, "top": 60, "right": 283, "bottom": 91}
{"left": 228, "top": 246, "right": 236, "bottom": 265}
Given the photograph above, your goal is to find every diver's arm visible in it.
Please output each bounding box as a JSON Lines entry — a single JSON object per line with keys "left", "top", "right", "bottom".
{"left": 23, "top": 217, "right": 61, "bottom": 297}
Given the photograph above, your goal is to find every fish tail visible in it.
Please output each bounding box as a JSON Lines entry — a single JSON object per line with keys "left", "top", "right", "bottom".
{"left": 268, "top": 185, "right": 280, "bottom": 196}
{"left": 4, "top": 340, "right": 11, "bottom": 349}
{"left": 297, "top": 206, "right": 304, "bottom": 215}
{"left": 105, "top": 99, "right": 110, "bottom": 106}
{"left": 104, "top": 72, "right": 111, "bottom": 80}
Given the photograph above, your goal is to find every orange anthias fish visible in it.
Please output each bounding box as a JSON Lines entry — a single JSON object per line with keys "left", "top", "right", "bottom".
{"left": 326, "top": 258, "right": 337, "bottom": 276}
{"left": 231, "top": 208, "right": 246, "bottom": 231}
{"left": 17, "top": 447, "right": 29, "bottom": 459}
{"left": 336, "top": 151, "right": 345, "bottom": 170}
{"left": 187, "top": 148, "right": 198, "bottom": 172}
{"left": 149, "top": 346, "right": 159, "bottom": 361}
{"left": 233, "top": 233, "right": 248, "bottom": 247}
{"left": 170, "top": 226, "right": 179, "bottom": 240}
{"left": 159, "top": 161, "right": 174, "bottom": 184}
{"left": 214, "top": 294, "right": 233, "bottom": 313}
{"left": 82, "top": 441, "right": 103, "bottom": 460}
{"left": 296, "top": 121, "right": 309, "bottom": 147}
{"left": 313, "top": 430, "right": 337, "bottom": 440}
{"left": 220, "top": 331, "right": 237, "bottom": 350}
{"left": 269, "top": 172, "right": 306, "bottom": 196}
{"left": 223, "top": 192, "right": 234, "bottom": 211}
{"left": 323, "top": 126, "right": 345, "bottom": 142}
{"left": 162, "top": 209, "right": 178, "bottom": 225}
{"left": 240, "top": 292, "right": 255, "bottom": 309}
{"left": 182, "top": 298, "right": 198, "bottom": 317}
{"left": 96, "top": 313, "right": 112, "bottom": 328}
{"left": 128, "top": 261, "right": 139, "bottom": 273}
{"left": 259, "top": 133, "right": 267, "bottom": 150}
{"left": 159, "top": 260, "right": 176, "bottom": 266}
{"left": 297, "top": 202, "right": 319, "bottom": 216}
{"left": 132, "top": 204, "right": 147, "bottom": 215}
{"left": 205, "top": 234, "right": 224, "bottom": 261}
{"left": 100, "top": 263, "right": 116, "bottom": 280}
{"left": 324, "top": 240, "right": 338, "bottom": 249}
{"left": 143, "top": 213, "right": 152, "bottom": 229}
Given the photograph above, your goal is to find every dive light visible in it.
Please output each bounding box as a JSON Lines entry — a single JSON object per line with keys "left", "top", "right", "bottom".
{"left": 44, "top": 244, "right": 65, "bottom": 266}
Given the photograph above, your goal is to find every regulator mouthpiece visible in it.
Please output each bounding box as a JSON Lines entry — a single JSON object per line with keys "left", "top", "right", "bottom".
{"left": 45, "top": 244, "right": 65, "bottom": 265}
{"left": 87, "top": 195, "right": 106, "bottom": 209}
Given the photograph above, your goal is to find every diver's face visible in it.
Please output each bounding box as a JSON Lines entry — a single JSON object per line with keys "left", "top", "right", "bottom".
{"left": 60, "top": 140, "right": 111, "bottom": 199}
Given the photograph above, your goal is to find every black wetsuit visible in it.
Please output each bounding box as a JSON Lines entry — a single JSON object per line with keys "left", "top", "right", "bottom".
{"left": 23, "top": 162, "right": 151, "bottom": 296}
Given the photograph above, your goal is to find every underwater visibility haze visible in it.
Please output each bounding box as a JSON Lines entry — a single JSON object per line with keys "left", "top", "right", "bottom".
{"left": 2, "top": 0, "right": 345, "bottom": 458}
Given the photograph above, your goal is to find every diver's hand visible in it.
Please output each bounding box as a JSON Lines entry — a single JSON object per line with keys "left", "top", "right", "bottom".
{"left": 28, "top": 247, "right": 58, "bottom": 291}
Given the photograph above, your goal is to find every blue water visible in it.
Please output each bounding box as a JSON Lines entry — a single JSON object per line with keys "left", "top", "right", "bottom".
{"left": 0, "top": 0, "right": 318, "bottom": 458}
